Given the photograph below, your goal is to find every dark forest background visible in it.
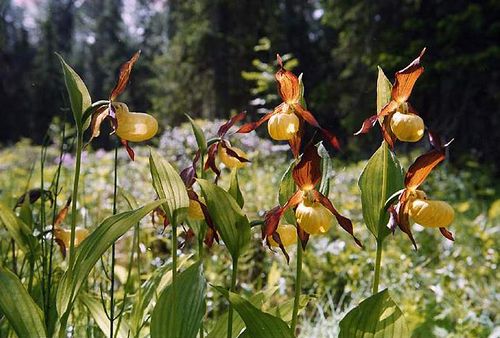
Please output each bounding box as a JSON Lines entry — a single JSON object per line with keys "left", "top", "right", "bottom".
{"left": 1, "top": 0, "right": 499, "bottom": 169}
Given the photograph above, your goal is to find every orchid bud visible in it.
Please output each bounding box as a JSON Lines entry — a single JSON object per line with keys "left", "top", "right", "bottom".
{"left": 409, "top": 198, "right": 455, "bottom": 228}
{"left": 187, "top": 199, "right": 205, "bottom": 221}
{"left": 218, "top": 145, "right": 248, "bottom": 169}
{"left": 267, "top": 110, "right": 300, "bottom": 141}
{"left": 390, "top": 111, "right": 424, "bottom": 142}
{"left": 114, "top": 102, "right": 158, "bottom": 142}
{"left": 268, "top": 224, "right": 297, "bottom": 247}
{"left": 295, "top": 200, "right": 334, "bottom": 235}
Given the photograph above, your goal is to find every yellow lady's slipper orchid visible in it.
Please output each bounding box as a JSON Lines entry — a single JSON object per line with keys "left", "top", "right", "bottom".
{"left": 267, "top": 109, "right": 300, "bottom": 141}
{"left": 390, "top": 111, "right": 424, "bottom": 142}
{"left": 409, "top": 198, "right": 455, "bottom": 228}
{"left": 187, "top": 198, "right": 205, "bottom": 221}
{"left": 113, "top": 102, "right": 158, "bottom": 142}
{"left": 268, "top": 224, "right": 297, "bottom": 247}
{"left": 218, "top": 145, "right": 248, "bottom": 169}
{"left": 55, "top": 227, "right": 89, "bottom": 249}
{"left": 295, "top": 200, "right": 334, "bottom": 235}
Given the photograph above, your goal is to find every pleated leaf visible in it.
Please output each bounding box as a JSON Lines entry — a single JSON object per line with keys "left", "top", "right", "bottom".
{"left": 57, "top": 53, "right": 92, "bottom": 130}
{"left": 151, "top": 262, "right": 206, "bottom": 338}
{"left": 57, "top": 200, "right": 164, "bottom": 318}
{"left": 377, "top": 67, "right": 392, "bottom": 114}
{"left": 358, "top": 142, "right": 403, "bottom": 241}
{"left": 198, "top": 179, "right": 250, "bottom": 259}
{"left": 149, "top": 149, "right": 189, "bottom": 225}
{"left": 214, "top": 286, "right": 293, "bottom": 338}
{"left": 339, "top": 289, "right": 409, "bottom": 338}
{"left": 229, "top": 169, "right": 244, "bottom": 208}
{"left": 0, "top": 267, "right": 46, "bottom": 338}
{"left": 186, "top": 114, "right": 207, "bottom": 153}
{"left": 0, "top": 201, "right": 36, "bottom": 253}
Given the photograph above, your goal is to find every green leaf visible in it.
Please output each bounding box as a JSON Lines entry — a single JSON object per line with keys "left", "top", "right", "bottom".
{"left": 0, "top": 201, "right": 36, "bottom": 253}
{"left": 229, "top": 169, "right": 244, "bottom": 208}
{"left": 214, "top": 286, "right": 293, "bottom": 338}
{"left": 339, "top": 289, "right": 409, "bottom": 338}
{"left": 207, "top": 288, "right": 278, "bottom": 338}
{"left": 56, "top": 199, "right": 164, "bottom": 318}
{"left": 149, "top": 149, "right": 190, "bottom": 225}
{"left": 0, "top": 267, "right": 47, "bottom": 338}
{"left": 377, "top": 66, "right": 392, "bottom": 114}
{"left": 318, "top": 142, "right": 332, "bottom": 196}
{"left": 151, "top": 262, "right": 206, "bottom": 338}
{"left": 186, "top": 114, "right": 207, "bottom": 153}
{"left": 129, "top": 256, "right": 190, "bottom": 337}
{"left": 79, "top": 292, "right": 130, "bottom": 338}
{"left": 278, "top": 160, "right": 297, "bottom": 225}
{"left": 358, "top": 142, "right": 403, "bottom": 241}
{"left": 198, "top": 179, "right": 250, "bottom": 259}
{"left": 57, "top": 53, "right": 92, "bottom": 130}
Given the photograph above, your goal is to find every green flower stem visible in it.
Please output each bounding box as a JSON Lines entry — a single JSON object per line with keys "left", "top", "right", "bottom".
{"left": 227, "top": 257, "right": 238, "bottom": 338}
{"left": 172, "top": 223, "right": 178, "bottom": 283}
{"left": 291, "top": 239, "right": 303, "bottom": 335}
{"left": 46, "top": 124, "right": 65, "bottom": 331}
{"left": 110, "top": 146, "right": 119, "bottom": 338}
{"left": 372, "top": 239, "right": 383, "bottom": 294}
{"left": 68, "top": 128, "right": 83, "bottom": 269}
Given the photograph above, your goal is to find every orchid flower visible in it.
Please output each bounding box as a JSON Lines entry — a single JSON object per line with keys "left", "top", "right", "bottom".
{"left": 237, "top": 55, "right": 340, "bottom": 157}
{"left": 88, "top": 51, "right": 158, "bottom": 160}
{"left": 356, "top": 49, "right": 427, "bottom": 148}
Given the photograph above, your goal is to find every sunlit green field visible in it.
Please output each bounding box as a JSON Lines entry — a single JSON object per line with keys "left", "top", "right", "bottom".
{"left": 1, "top": 120, "right": 497, "bottom": 338}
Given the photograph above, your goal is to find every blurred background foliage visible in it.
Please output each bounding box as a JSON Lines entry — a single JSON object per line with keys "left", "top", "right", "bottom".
{"left": 1, "top": 0, "right": 499, "bottom": 171}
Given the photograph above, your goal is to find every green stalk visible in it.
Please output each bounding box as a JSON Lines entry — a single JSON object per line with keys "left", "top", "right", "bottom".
{"left": 172, "top": 223, "right": 178, "bottom": 282}
{"left": 227, "top": 257, "right": 238, "bottom": 338}
{"left": 198, "top": 238, "right": 204, "bottom": 338}
{"left": 68, "top": 128, "right": 83, "bottom": 269}
{"left": 46, "top": 125, "right": 66, "bottom": 331}
{"left": 110, "top": 146, "right": 119, "bottom": 338}
{"left": 372, "top": 239, "right": 383, "bottom": 294}
{"left": 291, "top": 239, "right": 303, "bottom": 335}
{"left": 199, "top": 151, "right": 205, "bottom": 338}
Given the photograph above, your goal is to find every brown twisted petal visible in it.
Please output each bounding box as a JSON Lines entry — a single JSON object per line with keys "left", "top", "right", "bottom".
{"left": 392, "top": 48, "right": 426, "bottom": 103}
{"left": 221, "top": 143, "right": 251, "bottom": 164}
{"left": 354, "top": 100, "right": 398, "bottom": 136}
{"left": 293, "top": 104, "right": 341, "bottom": 150}
{"left": 397, "top": 190, "right": 418, "bottom": 249}
{"left": 86, "top": 105, "right": 110, "bottom": 146}
{"left": 263, "top": 190, "right": 304, "bottom": 239}
{"left": 217, "top": 112, "right": 247, "bottom": 137}
{"left": 54, "top": 197, "right": 72, "bottom": 228}
{"left": 204, "top": 143, "right": 221, "bottom": 180}
{"left": 180, "top": 150, "right": 200, "bottom": 188}
{"left": 296, "top": 223, "right": 310, "bottom": 250}
{"left": 405, "top": 148, "right": 445, "bottom": 189}
{"left": 121, "top": 138, "right": 135, "bottom": 161}
{"left": 313, "top": 190, "right": 362, "bottom": 247}
{"left": 292, "top": 143, "right": 322, "bottom": 191}
{"left": 275, "top": 67, "right": 300, "bottom": 103}
{"left": 439, "top": 227, "right": 454, "bottom": 241}
{"left": 237, "top": 109, "right": 276, "bottom": 134}
{"left": 288, "top": 118, "right": 304, "bottom": 158}
{"left": 110, "top": 51, "right": 141, "bottom": 101}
